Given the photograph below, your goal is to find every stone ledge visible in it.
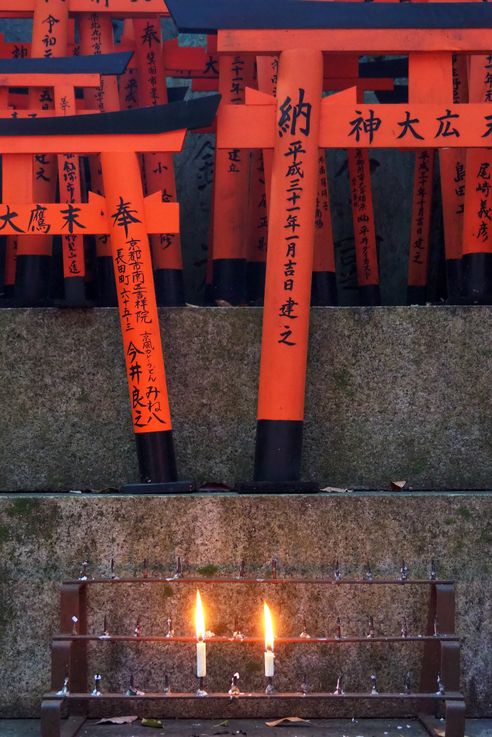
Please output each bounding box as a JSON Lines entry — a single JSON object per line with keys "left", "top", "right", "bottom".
{"left": 0, "top": 306, "right": 491, "bottom": 491}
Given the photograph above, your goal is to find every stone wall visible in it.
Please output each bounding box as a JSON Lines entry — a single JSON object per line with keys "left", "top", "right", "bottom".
{"left": 0, "top": 306, "right": 490, "bottom": 491}
{"left": 0, "top": 492, "right": 490, "bottom": 717}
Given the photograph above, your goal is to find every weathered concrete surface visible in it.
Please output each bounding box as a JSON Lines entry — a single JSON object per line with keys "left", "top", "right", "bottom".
{"left": 0, "top": 493, "right": 490, "bottom": 717}
{"left": 0, "top": 307, "right": 491, "bottom": 491}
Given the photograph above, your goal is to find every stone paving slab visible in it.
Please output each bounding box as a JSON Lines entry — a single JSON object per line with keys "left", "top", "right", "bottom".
{"left": 0, "top": 719, "right": 491, "bottom": 737}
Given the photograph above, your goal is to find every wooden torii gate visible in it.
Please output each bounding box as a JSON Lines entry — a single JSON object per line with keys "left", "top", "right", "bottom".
{"left": 0, "top": 52, "right": 131, "bottom": 304}
{"left": 0, "top": 0, "right": 173, "bottom": 305}
{"left": 169, "top": 0, "right": 492, "bottom": 488}
{"left": 0, "top": 94, "right": 220, "bottom": 491}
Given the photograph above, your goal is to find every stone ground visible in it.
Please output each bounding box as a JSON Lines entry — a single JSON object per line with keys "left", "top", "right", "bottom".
{"left": 0, "top": 719, "right": 491, "bottom": 737}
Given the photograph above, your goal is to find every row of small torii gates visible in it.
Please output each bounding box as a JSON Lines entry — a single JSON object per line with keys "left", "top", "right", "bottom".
{"left": 1, "top": 0, "right": 492, "bottom": 490}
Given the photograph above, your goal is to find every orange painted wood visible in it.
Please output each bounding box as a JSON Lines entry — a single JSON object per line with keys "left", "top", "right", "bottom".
{"left": 0, "top": 130, "right": 186, "bottom": 154}
{"left": 212, "top": 54, "right": 255, "bottom": 264}
{"left": 54, "top": 85, "right": 85, "bottom": 278}
{"left": 134, "top": 16, "right": 182, "bottom": 271}
{"left": 347, "top": 74, "right": 379, "bottom": 292}
{"left": 348, "top": 148, "right": 379, "bottom": 287}
{"left": 257, "top": 48, "right": 323, "bottom": 422}
{"left": 247, "top": 148, "right": 268, "bottom": 266}
{"left": 101, "top": 151, "right": 173, "bottom": 434}
{"left": 217, "top": 99, "right": 492, "bottom": 149}
{"left": 218, "top": 28, "right": 492, "bottom": 54}
{"left": 463, "top": 54, "right": 492, "bottom": 255}
{"left": 0, "top": 195, "right": 179, "bottom": 236}
{"left": 15, "top": 0, "right": 69, "bottom": 259}
{"left": 313, "top": 153, "right": 335, "bottom": 274}
{"left": 439, "top": 53, "right": 468, "bottom": 263}
{"left": 0, "top": 73, "right": 101, "bottom": 87}
{"left": 79, "top": 12, "right": 121, "bottom": 259}
{"left": 0, "top": 0, "right": 169, "bottom": 16}
{"left": 407, "top": 52, "right": 452, "bottom": 289}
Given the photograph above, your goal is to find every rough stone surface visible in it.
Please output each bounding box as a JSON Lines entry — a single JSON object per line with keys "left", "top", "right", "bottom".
{"left": 0, "top": 306, "right": 491, "bottom": 491}
{"left": 0, "top": 493, "right": 490, "bottom": 718}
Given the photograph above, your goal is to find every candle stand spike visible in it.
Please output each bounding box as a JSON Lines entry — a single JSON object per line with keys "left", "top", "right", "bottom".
{"left": 300, "top": 617, "right": 311, "bottom": 638}
{"left": 336, "top": 616, "right": 342, "bottom": 639}
{"left": 370, "top": 674, "right": 379, "bottom": 695}
{"left": 437, "top": 675, "right": 446, "bottom": 695}
{"left": 126, "top": 673, "right": 144, "bottom": 696}
{"left": 56, "top": 671, "right": 70, "bottom": 697}
{"left": 165, "top": 617, "right": 174, "bottom": 638}
{"left": 239, "top": 559, "right": 246, "bottom": 578}
{"left": 367, "top": 615, "right": 375, "bottom": 639}
{"left": 271, "top": 558, "right": 277, "bottom": 579}
{"left": 430, "top": 559, "right": 437, "bottom": 581}
{"left": 233, "top": 615, "right": 244, "bottom": 640}
{"left": 163, "top": 674, "right": 171, "bottom": 695}
{"left": 101, "top": 615, "right": 110, "bottom": 639}
{"left": 91, "top": 674, "right": 102, "bottom": 697}
{"left": 404, "top": 672, "right": 412, "bottom": 695}
{"left": 197, "top": 676, "right": 208, "bottom": 698}
{"left": 134, "top": 617, "right": 142, "bottom": 638}
{"left": 401, "top": 617, "right": 409, "bottom": 638}
{"left": 364, "top": 562, "right": 373, "bottom": 582}
{"left": 400, "top": 559, "right": 409, "bottom": 582}
{"left": 334, "top": 561, "right": 342, "bottom": 582}
{"left": 78, "top": 561, "right": 89, "bottom": 581}
{"left": 228, "top": 672, "right": 240, "bottom": 697}
{"left": 143, "top": 559, "right": 149, "bottom": 579}
{"left": 175, "top": 557, "right": 183, "bottom": 579}
{"left": 333, "top": 675, "right": 344, "bottom": 695}
{"left": 434, "top": 614, "right": 439, "bottom": 636}
{"left": 110, "top": 558, "right": 117, "bottom": 580}
{"left": 71, "top": 616, "right": 78, "bottom": 636}
{"left": 301, "top": 673, "right": 309, "bottom": 695}
{"left": 265, "top": 675, "right": 274, "bottom": 695}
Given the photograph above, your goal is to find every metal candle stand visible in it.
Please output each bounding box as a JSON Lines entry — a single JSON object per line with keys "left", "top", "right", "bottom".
{"left": 41, "top": 562, "right": 465, "bottom": 737}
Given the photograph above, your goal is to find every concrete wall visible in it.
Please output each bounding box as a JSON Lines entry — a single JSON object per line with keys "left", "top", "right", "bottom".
{"left": 0, "top": 492, "right": 490, "bottom": 718}
{"left": 0, "top": 306, "right": 490, "bottom": 491}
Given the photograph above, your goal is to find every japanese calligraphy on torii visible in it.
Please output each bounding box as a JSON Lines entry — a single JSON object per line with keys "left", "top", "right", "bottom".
{"left": 217, "top": 91, "right": 492, "bottom": 149}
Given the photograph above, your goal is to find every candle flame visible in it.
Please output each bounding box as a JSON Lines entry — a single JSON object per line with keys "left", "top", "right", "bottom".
{"left": 195, "top": 590, "right": 206, "bottom": 641}
{"left": 264, "top": 601, "right": 274, "bottom": 652}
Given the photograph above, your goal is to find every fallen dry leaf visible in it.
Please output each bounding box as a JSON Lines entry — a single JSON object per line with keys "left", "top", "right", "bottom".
{"left": 96, "top": 715, "right": 138, "bottom": 724}
{"left": 266, "top": 716, "right": 312, "bottom": 727}
{"left": 391, "top": 480, "right": 407, "bottom": 490}
{"left": 320, "top": 485, "right": 350, "bottom": 493}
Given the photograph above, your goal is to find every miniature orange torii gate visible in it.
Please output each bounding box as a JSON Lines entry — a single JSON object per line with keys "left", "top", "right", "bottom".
{"left": 169, "top": 0, "right": 492, "bottom": 486}
{"left": 0, "top": 95, "right": 219, "bottom": 490}
{"left": 0, "top": 52, "right": 131, "bottom": 304}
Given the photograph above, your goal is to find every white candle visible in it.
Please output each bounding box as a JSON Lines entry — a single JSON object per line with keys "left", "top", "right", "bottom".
{"left": 196, "top": 638, "right": 207, "bottom": 678}
{"left": 264, "top": 647, "right": 275, "bottom": 677}
{"left": 195, "top": 590, "right": 207, "bottom": 678}
{"left": 263, "top": 602, "right": 275, "bottom": 677}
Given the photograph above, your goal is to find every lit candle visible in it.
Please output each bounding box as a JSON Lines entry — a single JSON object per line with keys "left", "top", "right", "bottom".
{"left": 263, "top": 602, "right": 275, "bottom": 677}
{"left": 195, "top": 590, "right": 207, "bottom": 678}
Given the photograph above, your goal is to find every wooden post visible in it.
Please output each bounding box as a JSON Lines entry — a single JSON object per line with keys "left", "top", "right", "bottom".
{"left": 15, "top": 0, "right": 68, "bottom": 305}
{"left": 254, "top": 47, "right": 323, "bottom": 485}
{"left": 79, "top": 12, "right": 120, "bottom": 306}
{"left": 312, "top": 153, "right": 337, "bottom": 305}
{"left": 133, "top": 16, "right": 185, "bottom": 306}
{"left": 101, "top": 150, "right": 178, "bottom": 485}
{"left": 212, "top": 54, "right": 254, "bottom": 304}
{"left": 462, "top": 54, "right": 492, "bottom": 303}
{"left": 440, "top": 53, "right": 468, "bottom": 302}
{"left": 407, "top": 52, "right": 453, "bottom": 304}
